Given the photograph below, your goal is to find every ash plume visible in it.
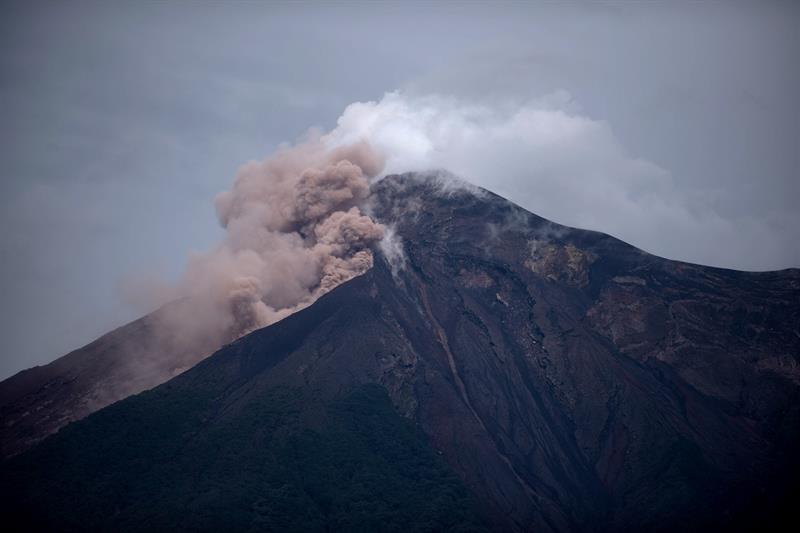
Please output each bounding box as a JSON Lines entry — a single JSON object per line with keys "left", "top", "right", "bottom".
{"left": 150, "top": 136, "right": 386, "bottom": 362}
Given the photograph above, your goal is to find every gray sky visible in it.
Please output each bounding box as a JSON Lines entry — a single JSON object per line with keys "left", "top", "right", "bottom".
{"left": 1, "top": 0, "right": 798, "bottom": 379}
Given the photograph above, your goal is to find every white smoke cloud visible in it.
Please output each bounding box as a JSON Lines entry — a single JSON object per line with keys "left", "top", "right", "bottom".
{"left": 325, "top": 91, "right": 798, "bottom": 271}
{"left": 377, "top": 225, "right": 408, "bottom": 281}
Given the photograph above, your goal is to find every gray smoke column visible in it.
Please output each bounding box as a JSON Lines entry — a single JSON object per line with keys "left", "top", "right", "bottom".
{"left": 154, "top": 136, "right": 386, "bottom": 359}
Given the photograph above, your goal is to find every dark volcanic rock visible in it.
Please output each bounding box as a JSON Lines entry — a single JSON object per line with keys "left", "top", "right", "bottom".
{"left": 368, "top": 174, "right": 800, "bottom": 530}
{"left": 2, "top": 172, "right": 798, "bottom": 531}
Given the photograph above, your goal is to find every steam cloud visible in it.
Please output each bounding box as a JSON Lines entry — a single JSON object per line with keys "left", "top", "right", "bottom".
{"left": 153, "top": 136, "right": 386, "bottom": 360}
{"left": 326, "top": 91, "right": 799, "bottom": 271}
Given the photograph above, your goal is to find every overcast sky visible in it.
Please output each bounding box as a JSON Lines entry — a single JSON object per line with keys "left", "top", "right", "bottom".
{"left": 1, "top": 0, "right": 798, "bottom": 379}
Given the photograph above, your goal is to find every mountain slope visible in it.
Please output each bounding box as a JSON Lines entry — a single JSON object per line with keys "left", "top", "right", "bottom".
{"left": 2, "top": 173, "right": 799, "bottom": 531}
{"left": 0, "top": 298, "right": 215, "bottom": 458}
{"left": 368, "top": 174, "right": 800, "bottom": 530}
{"left": 1, "top": 258, "right": 486, "bottom": 532}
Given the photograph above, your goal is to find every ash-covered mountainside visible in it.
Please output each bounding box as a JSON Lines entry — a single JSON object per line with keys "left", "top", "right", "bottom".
{"left": 0, "top": 299, "right": 215, "bottom": 458}
{"left": 3, "top": 173, "right": 799, "bottom": 532}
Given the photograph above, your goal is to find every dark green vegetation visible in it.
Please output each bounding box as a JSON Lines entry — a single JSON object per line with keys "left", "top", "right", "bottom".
{"left": 1, "top": 382, "right": 483, "bottom": 532}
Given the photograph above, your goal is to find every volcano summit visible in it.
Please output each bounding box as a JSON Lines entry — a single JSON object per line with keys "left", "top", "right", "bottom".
{"left": 1, "top": 173, "right": 798, "bottom": 531}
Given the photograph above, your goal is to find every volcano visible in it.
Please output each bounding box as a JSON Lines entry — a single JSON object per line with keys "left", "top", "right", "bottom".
{"left": 2, "top": 173, "right": 798, "bottom": 531}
